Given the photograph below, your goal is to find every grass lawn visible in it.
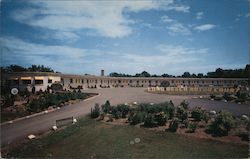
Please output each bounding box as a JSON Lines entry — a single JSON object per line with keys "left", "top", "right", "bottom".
{"left": 6, "top": 117, "right": 249, "bottom": 159}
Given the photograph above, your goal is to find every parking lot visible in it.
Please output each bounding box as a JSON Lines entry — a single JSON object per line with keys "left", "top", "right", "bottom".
{"left": 1, "top": 88, "right": 249, "bottom": 147}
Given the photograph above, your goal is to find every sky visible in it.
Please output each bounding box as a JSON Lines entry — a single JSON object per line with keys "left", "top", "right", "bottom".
{"left": 1, "top": 0, "right": 249, "bottom": 76}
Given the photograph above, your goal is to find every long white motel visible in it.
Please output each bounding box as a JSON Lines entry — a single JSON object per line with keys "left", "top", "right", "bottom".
{"left": 3, "top": 70, "right": 248, "bottom": 92}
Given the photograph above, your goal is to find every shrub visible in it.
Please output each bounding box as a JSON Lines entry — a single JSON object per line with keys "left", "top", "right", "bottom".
{"left": 51, "top": 83, "right": 63, "bottom": 92}
{"left": 223, "top": 93, "right": 236, "bottom": 101}
{"left": 117, "top": 104, "right": 131, "bottom": 118}
{"left": 203, "top": 113, "right": 210, "bottom": 123}
{"left": 144, "top": 114, "right": 158, "bottom": 128}
{"left": 27, "top": 100, "right": 41, "bottom": 113}
{"left": 209, "top": 111, "right": 235, "bottom": 136}
{"left": 154, "top": 112, "right": 168, "bottom": 126}
{"left": 180, "top": 100, "right": 189, "bottom": 110}
{"left": 236, "top": 92, "right": 248, "bottom": 100}
{"left": 169, "top": 118, "right": 179, "bottom": 132}
{"left": 3, "top": 95, "right": 15, "bottom": 108}
{"left": 191, "top": 107, "right": 205, "bottom": 121}
{"left": 183, "top": 119, "right": 189, "bottom": 128}
{"left": 129, "top": 112, "right": 146, "bottom": 125}
{"left": 101, "top": 100, "right": 111, "bottom": 113}
{"left": 189, "top": 122, "right": 198, "bottom": 133}
{"left": 176, "top": 106, "right": 188, "bottom": 122}
{"left": 214, "top": 95, "right": 223, "bottom": 101}
{"left": 137, "top": 102, "right": 175, "bottom": 117}
{"left": 90, "top": 103, "right": 100, "bottom": 118}
{"left": 111, "top": 107, "right": 122, "bottom": 119}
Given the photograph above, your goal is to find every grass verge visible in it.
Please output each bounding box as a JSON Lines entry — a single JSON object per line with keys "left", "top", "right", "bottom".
{"left": 5, "top": 117, "right": 249, "bottom": 159}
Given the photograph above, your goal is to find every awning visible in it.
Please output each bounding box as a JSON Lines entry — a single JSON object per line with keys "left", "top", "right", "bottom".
{"left": 34, "top": 76, "right": 44, "bottom": 80}
{"left": 48, "top": 76, "right": 54, "bottom": 80}
{"left": 21, "top": 77, "right": 32, "bottom": 80}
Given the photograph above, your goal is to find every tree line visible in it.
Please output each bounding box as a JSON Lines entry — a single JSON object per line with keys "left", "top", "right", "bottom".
{"left": 109, "top": 65, "right": 250, "bottom": 78}
{"left": 1, "top": 65, "right": 56, "bottom": 73}
{"left": 1, "top": 64, "right": 249, "bottom": 78}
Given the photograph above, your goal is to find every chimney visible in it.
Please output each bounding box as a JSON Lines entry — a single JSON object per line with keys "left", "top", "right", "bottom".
{"left": 101, "top": 70, "right": 104, "bottom": 76}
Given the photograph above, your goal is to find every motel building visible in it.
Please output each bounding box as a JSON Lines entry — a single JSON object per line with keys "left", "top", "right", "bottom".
{"left": 2, "top": 70, "right": 248, "bottom": 93}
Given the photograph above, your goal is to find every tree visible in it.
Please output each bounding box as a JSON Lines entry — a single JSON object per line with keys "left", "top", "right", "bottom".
{"left": 5, "top": 65, "right": 27, "bottom": 72}
{"left": 161, "top": 74, "right": 173, "bottom": 77}
{"left": 90, "top": 103, "right": 100, "bottom": 118}
{"left": 182, "top": 72, "right": 191, "bottom": 78}
{"left": 28, "top": 65, "right": 54, "bottom": 72}
{"left": 135, "top": 71, "right": 151, "bottom": 77}
{"left": 102, "top": 100, "right": 111, "bottom": 113}
{"left": 197, "top": 73, "right": 204, "bottom": 78}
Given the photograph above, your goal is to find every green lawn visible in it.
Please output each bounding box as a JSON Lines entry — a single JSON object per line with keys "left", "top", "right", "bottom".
{"left": 6, "top": 117, "right": 249, "bottom": 159}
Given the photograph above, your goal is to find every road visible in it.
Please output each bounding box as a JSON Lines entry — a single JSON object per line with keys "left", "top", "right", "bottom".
{"left": 1, "top": 88, "right": 249, "bottom": 147}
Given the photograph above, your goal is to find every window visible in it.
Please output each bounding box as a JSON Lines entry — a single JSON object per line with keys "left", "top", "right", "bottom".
{"left": 48, "top": 79, "right": 52, "bottom": 83}
{"left": 70, "top": 78, "right": 73, "bottom": 83}
{"left": 22, "top": 80, "right": 31, "bottom": 85}
{"left": 35, "top": 80, "right": 43, "bottom": 85}
{"left": 82, "top": 79, "right": 84, "bottom": 83}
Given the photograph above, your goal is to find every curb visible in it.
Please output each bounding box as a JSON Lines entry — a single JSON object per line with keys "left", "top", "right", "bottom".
{"left": 1, "top": 93, "right": 100, "bottom": 126}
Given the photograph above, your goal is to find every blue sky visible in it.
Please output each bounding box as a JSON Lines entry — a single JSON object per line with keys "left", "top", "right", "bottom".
{"left": 1, "top": 0, "right": 249, "bottom": 75}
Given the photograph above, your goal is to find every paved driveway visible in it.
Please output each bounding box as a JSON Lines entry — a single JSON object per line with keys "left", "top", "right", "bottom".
{"left": 1, "top": 88, "right": 249, "bottom": 147}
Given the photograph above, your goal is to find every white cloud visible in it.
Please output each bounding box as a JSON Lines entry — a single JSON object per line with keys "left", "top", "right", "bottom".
{"left": 165, "top": 5, "right": 190, "bottom": 13}
{"left": 161, "top": 15, "right": 174, "bottom": 23}
{"left": 167, "top": 23, "right": 191, "bottom": 35}
{"left": 1, "top": 36, "right": 210, "bottom": 75}
{"left": 196, "top": 12, "right": 203, "bottom": 19}
{"left": 194, "top": 24, "right": 216, "bottom": 31}
{"left": 10, "top": 1, "right": 190, "bottom": 39}
{"left": 161, "top": 15, "right": 191, "bottom": 35}
{"left": 0, "top": 37, "right": 86, "bottom": 66}
{"left": 49, "top": 31, "right": 80, "bottom": 41}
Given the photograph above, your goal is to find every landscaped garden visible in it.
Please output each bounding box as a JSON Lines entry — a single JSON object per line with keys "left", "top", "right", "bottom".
{"left": 90, "top": 100, "right": 250, "bottom": 144}
{"left": 1, "top": 89, "right": 97, "bottom": 123}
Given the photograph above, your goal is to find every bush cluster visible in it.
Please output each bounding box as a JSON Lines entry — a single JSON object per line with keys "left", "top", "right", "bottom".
{"left": 90, "top": 104, "right": 100, "bottom": 118}
{"left": 169, "top": 118, "right": 179, "bottom": 132}
{"left": 188, "top": 122, "right": 198, "bottom": 133}
{"left": 27, "top": 92, "right": 87, "bottom": 113}
{"left": 129, "top": 112, "right": 146, "bottom": 125}
{"left": 191, "top": 107, "right": 205, "bottom": 121}
{"left": 101, "top": 100, "right": 111, "bottom": 113}
{"left": 136, "top": 101, "right": 175, "bottom": 119}
{"left": 209, "top": 111, "right": 235, "bottom": 136}
{"left": 144, "top": 114, "right": 158, "bottom": 128}
{"left": 176, "top": 106, "right": 188, "bottom": 122}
